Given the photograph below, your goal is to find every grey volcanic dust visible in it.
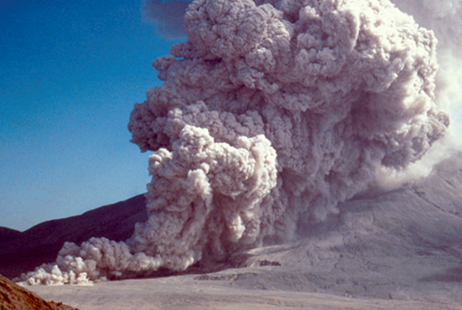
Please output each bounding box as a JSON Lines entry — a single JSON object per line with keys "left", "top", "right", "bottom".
{"left": 19, "top": 0, "right": 450, "bottom": 285}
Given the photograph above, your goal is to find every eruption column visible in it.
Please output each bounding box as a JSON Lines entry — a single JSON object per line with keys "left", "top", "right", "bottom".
{"left": 19, "top": 0, "right": 448, "bottom": 285}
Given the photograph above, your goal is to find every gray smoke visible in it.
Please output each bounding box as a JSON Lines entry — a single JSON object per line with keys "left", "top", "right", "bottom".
{"left": 19, "top": 0, "right": 449, "bottom": 285}
{"left": 392, "top": 0, "right": 462, "bottom": 48}
{"left": 391, "top": 0, "right": 462, "bottom": 140}
{"left": 141, "top": 0, "right": 190, "bottom": 39}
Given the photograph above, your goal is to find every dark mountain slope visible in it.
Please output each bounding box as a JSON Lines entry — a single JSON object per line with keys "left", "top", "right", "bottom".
{"left": 0, "top": 195, "right": 147, "bottom": 279}
{"left": 0, "top": 227, "right": 21, "bottom": 243}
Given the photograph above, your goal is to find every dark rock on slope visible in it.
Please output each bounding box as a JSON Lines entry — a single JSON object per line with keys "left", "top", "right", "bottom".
{"left": 0, "top": 195, "right": 147, "bottom": 280}
{"left": 0, "top": 274, "right": 78, "bottom": 309}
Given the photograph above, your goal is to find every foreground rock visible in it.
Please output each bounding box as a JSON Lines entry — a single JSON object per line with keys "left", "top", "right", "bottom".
{"left": 0, "top": 274, "right": 77, "bottom": 310}
{"left": 0, "top": 195, "right": 147, "bottom": 279}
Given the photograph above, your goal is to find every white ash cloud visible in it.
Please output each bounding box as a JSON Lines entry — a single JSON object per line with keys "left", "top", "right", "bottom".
{"left": 391, "top": 0, "right": 462, "bottom": 49}
{"left": 390, "top": 0, "right": 462, "bottom": 118}
{"left": 19, "top": 0, "right": 449, "bottom": 285}
{"left": 371, "top": 0, "right": 462, "bottom": 189}
{"left": 389, "top": 0, "right": 462, "bottom": 114}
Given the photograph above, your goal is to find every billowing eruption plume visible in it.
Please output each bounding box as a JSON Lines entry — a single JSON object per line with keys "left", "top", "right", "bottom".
{"left": 19, "top": 0, "right": 448, "bottom": 285}
{"left": 392, "top": 0, "right": 462, "bottom": 49}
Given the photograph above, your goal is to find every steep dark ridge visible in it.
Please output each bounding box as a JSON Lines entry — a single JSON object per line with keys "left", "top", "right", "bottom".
{"left": 0, "top": 195, "right": 147, "bottom": 280}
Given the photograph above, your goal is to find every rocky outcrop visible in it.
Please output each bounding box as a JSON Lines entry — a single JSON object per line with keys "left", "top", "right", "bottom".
{"left": 0, "top": 274, "right": 77, "bottom": 309}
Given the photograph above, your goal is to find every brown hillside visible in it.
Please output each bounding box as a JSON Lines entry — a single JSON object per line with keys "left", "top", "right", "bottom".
{"left": 0, "top": 274, "right": 77, "bottom": 309}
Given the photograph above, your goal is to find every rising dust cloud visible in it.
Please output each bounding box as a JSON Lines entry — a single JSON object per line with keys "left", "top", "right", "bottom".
{"left": 19, "top": 0, "right": 452, "bottom": 285}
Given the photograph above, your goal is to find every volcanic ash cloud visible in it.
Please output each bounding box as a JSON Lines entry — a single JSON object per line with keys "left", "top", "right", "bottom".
{"left": 19, "top": 0, "right": 448, "bottom": 285}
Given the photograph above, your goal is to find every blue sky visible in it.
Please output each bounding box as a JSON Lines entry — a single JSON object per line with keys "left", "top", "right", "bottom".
{"left": 0, "top": 0, "right": 184, "bottom": 231}
{"left": 1, "top": 0, "right": 461, "bottom": 232}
